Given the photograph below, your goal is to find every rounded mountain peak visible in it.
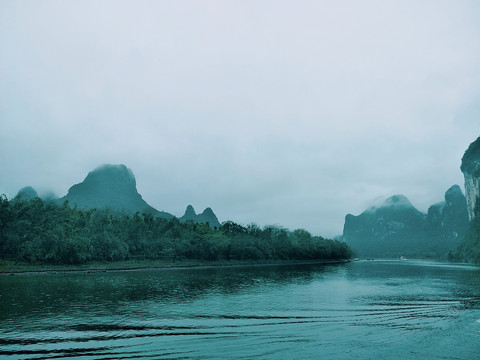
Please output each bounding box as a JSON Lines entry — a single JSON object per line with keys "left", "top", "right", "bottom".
{"left": 364, "top": 194, "right": 417, "bottom": 215}
{"left": 384, "top": 195, "right": 413, "bottom": 208}
{"left": 86, "top": 164, "right": 136, "bottom": 186}
{"left": 16, "top": 186, "right": 39, "bottom": 200}
{"left": 201, "top": 207, "right": 215, "bottom": 215}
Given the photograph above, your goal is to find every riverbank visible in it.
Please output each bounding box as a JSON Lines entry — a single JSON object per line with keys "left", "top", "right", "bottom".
{"left": 0, "top": 258, "right": 351, "bottom": 275}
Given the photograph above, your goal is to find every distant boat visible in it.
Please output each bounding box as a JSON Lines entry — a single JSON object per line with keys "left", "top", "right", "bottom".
{"left": 400, "top": 256, "right": 407, "bottom": 261}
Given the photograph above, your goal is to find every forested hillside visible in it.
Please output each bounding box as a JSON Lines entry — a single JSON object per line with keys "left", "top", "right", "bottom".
{"left": 451, "top": 217, "right": 480, "bottom": 263}
{"left": 0, "top": 196, "right": 352, "bottom": 265}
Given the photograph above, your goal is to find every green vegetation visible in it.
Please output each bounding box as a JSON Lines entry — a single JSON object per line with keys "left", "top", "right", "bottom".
{"left": 449, "top": 217, "right": 480, "bottom": 263}
{"left": 0, "top": 195, "right": 352, "bottom": 266}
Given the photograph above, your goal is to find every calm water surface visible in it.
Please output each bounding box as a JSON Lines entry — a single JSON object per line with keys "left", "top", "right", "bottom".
{"left": 1, "top": 260, "right": 480, "bottom": 359}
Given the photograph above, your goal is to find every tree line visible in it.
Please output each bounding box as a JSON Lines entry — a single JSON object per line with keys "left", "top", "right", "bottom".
{"left": 0, "top": 195, "right": 353, "bottom": 265}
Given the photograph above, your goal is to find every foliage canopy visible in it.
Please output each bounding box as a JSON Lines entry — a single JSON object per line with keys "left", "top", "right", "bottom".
{"left": 0, "top": 196, "right": 352, "bottom": 265}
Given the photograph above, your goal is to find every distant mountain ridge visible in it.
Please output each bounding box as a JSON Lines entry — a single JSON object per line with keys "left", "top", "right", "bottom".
{"left": 60, "top": 164, "right": 173, "bottom": 218}
{"left": 343, "top": 186, "right": 468, "bottom": 258}
{"left": 15, "top": 164, "right": 223, "bottom": 226}
{"left": 179, "top": 205, "right": 221, "bottom": 228}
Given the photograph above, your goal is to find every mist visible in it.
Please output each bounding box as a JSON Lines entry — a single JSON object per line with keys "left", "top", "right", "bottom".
{"left": 1, "top": 0, "right": 480, "bottom": 237}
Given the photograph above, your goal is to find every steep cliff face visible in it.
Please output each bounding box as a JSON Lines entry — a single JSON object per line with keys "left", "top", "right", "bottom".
{"left": 461, "top": 136, "right": 480, "bottom": 220}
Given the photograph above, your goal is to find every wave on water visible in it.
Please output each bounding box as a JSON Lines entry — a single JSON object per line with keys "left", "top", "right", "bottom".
{"left": 1, "top": 261, "right": 479, "bottom": 359}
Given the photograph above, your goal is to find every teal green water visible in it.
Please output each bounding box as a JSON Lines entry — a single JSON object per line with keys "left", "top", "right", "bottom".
{"left": 1, "top": 260, "right": 479, "bottom": 359}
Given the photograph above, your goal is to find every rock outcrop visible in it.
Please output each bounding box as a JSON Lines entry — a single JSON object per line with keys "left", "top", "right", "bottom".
{"left": 179, "top": 204, "right": 221, "bottom": 228}
{"left": 61, "top": 164, "right": 173, "bottom": 218}
{"left": 461, "top": 136, "right": 480, "bottom": 220}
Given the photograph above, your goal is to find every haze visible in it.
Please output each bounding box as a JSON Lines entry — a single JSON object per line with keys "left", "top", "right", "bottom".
{"left": 1, "top": 0, "right": 479, "bottom": 237}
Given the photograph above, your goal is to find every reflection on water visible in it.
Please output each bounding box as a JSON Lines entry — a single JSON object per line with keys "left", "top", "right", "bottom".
{"left": 1, "top": 261, "right": 479, "bottom": 359}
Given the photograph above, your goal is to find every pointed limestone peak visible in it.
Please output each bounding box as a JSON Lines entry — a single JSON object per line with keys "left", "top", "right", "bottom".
{"left": 179, "top": 205, "right": 221, "bottom": 227}
{"left": 179, "top": 205, "right": 197, "bottom": 222}
{"left": 198, "top": 207, "right": 221, "bottom": 228}
{"left": 184, "top": 205, "right": 196, "bottom": 217}
{"left": 201, "top": 207, "right": 215, "bottom": 216}
{"left": 445, "top": 185, "right": 465, "bottom": 204}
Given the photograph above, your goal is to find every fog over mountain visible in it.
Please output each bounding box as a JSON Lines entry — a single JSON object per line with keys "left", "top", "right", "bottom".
{"left": 343, "top": 186, "right": 469, "bottom": 258}
{"left": 1, "top": 1, "right": 479, "bottom": 236}
{"left": 60, "top": 164, "right": 174, "bottom": 218}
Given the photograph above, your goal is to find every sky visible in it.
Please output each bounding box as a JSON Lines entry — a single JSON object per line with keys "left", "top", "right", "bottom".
{"left": 1, "top": 0, "right": 480, "bottom": 237}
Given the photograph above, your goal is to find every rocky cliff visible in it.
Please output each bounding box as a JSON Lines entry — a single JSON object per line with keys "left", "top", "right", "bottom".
{"left": 179, "top": 205, "right": 221, "bottom": 228}
{"left": 461, "top": 136, "right": 480, "bottom": 220}
{"left": 61, "top": 164, "right": 173, "bottom": 218}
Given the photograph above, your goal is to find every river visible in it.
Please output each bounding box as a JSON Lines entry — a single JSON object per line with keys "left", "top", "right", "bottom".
{"left": 1, "top": 260, "right": 479, "bottom": 359}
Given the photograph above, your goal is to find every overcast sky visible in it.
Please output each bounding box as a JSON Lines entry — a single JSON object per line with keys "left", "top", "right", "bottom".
{"left": 1, "top": 0, "right": 479, "bottom": 237}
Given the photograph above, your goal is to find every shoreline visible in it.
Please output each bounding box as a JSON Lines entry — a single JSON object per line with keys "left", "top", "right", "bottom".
{"left": 0, "top": 259, "right": 351, "bottom": 276}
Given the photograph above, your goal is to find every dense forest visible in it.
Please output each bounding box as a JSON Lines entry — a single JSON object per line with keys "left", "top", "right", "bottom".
{"left": 0, "top": 195, "right": 352, "bottom": 265}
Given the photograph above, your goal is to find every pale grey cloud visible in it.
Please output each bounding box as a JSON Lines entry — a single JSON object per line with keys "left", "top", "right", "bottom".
{"left": 1, "top": 0, "right": 479, "bottom": 236}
